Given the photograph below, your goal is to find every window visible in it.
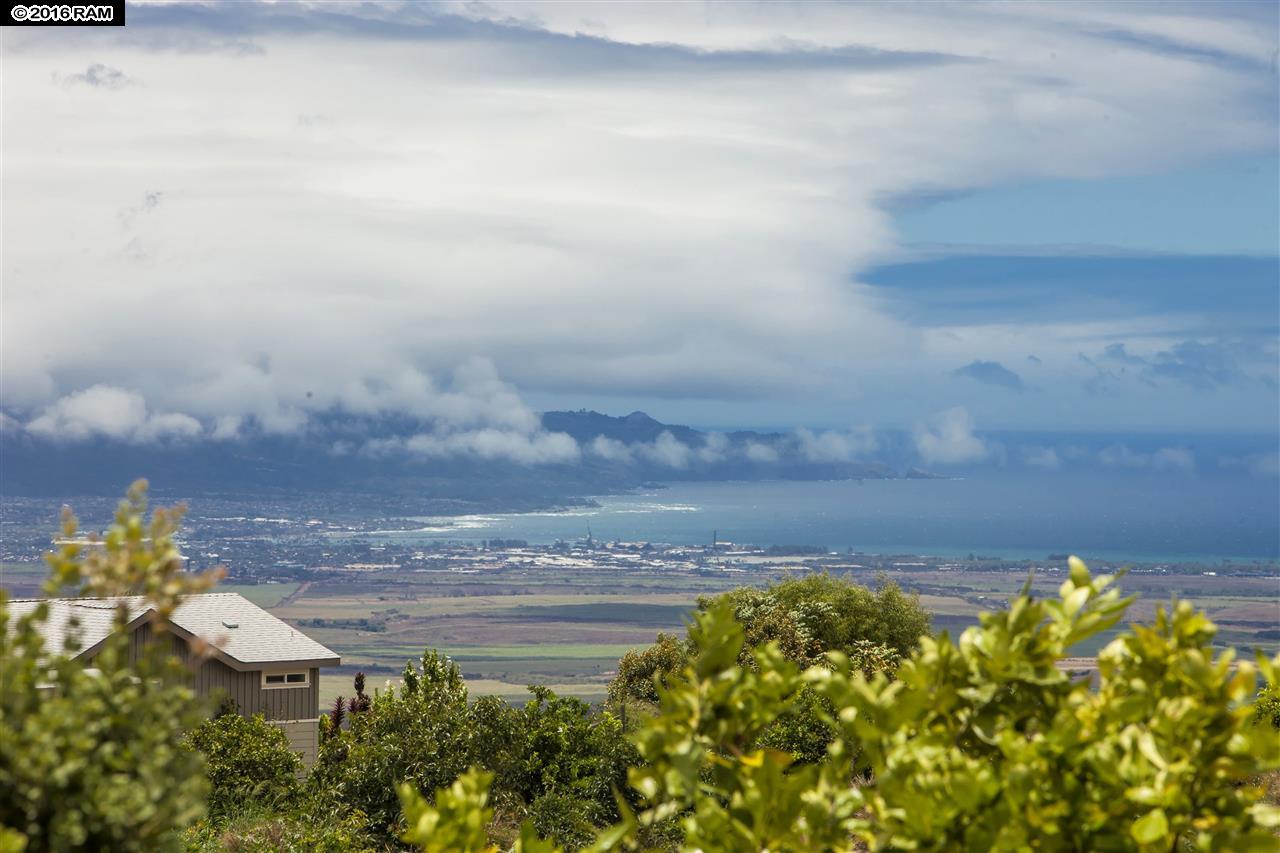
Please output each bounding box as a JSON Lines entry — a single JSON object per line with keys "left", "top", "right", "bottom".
{"left": 261, "top": 670, "right": 309, "bottom": 689}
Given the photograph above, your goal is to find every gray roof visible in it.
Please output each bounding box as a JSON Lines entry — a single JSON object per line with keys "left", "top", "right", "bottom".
{"left": 7, "top": 593, "right": 340, "bottom": 669}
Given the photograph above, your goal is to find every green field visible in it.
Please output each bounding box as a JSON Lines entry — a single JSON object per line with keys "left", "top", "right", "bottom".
{"left": 261, "top": 560, "right": 1277, "bottom": 702}
{"left": 219, "top": 582, "right": 300, "bottom": 608}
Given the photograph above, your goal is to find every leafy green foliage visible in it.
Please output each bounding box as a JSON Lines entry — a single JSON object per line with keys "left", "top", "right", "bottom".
{"left": 183, "top": 714, "right": 301, "bottom": 821}
{"left": 400, "top": 769, "right": 497, "bottom": 853}
{"left": 810, "top": 557, "right": 1280, "bottom": 850}
{"left": 607, "top": 633, "right": 690, "bottom": 707}
{"left": 526, "top": 792, "right": 599, "bottom": 852}
{"left": 1254, "top": 683, "right": 1280, "bottom": 729}
{"left": 608, "top": 574, "right": 916, "bottom": 712}
{"left": 608, "top": 574, "right": 913, "bottom": 770}
{"left": 620, "top": 599, "right": 862, "bottom": 851}
{"left": 706, "top": 572, "right": 929, "bottom": 664}
{"left": 0, "top": 482, "right": 223, "bottom": 852}
{"left": 482, "top": 687, "right": 635, "bottom": 827}
{"left": 182, "top": 805, "right": 376, "bottom": 853}
{"left": 400, "top": 558, "right": 1280, "bottom": 853}
{"left": 309, "top": 651, "right": 473, "bottom": 840}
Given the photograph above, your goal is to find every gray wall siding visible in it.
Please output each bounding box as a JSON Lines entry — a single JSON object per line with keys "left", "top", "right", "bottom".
{"left": 124, "top": 622, "right": 320, "bottom": 721}
{"left": 272, "top": 719, "right": 319, "bottom": 768}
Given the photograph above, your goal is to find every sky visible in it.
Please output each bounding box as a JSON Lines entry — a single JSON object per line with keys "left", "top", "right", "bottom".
{"left": 2, "top": 0, "right": 1277, "bottom": 468}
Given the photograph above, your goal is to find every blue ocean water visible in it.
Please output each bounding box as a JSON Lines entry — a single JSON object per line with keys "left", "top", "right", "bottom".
{"left": 371, "top": 468, "right": 1279, "bottom": 563}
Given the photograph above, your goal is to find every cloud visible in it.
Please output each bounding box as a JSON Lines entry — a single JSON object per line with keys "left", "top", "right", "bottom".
{"left": 1143, "top": 340, "right": 1249, "bottom": 390}
{"left": 1219, "top": 451, "right": 1280, "bottom": 479}
{"left": 637, "top": 431, "right": 694, "bottom": 469}
{"left": 744, "top": 441, "right": 780, "bottom": 463}
{"left": 953, "top": 360, "right": 1024, "bottom": 392}
{"left": 367, "top": 427, "right": 580, "bottom": 465}
{"left": 1021, "top": 446, "right": 1062, "bottom": 469}
{"left": 56, "top": 63, "right": 133, "bottom": 89}
{"left": 1102, "top": 342, "right": 1145, "bottom": 365}
{"left": 25, "top": 385, "right": 201, "bottom": 443}
{"left": 1092, "top": 338, "right": 1275, "bottom": 392}
{"left": 793, "top": 426, "right": 879, "bottom": 462}
{"left": 2, "top": 2, "right": 1276, "bottom": 436}
{"left": 587, "top": 435, "right": 633, "bottom": 463}
{"left": 913, "top": 407, "right": 989, "bottom": 465}
{"left": 1098, "top": 444, "right": 1195, "bottom": 472}
{"left": 697, "top": 432, "right": 730, "bottom": 464}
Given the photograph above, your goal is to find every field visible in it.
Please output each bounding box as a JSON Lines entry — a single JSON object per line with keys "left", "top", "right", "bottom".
{"left": 4, "top": 549, "right": 1274, "bottom": 703}
{"left": 265, "top": 560, "right": 1279, "bottom": 704}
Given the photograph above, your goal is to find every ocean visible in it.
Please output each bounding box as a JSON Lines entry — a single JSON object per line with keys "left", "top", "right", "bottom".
{"left": 367, "top": 467, "right": 1280, "bottom": 564}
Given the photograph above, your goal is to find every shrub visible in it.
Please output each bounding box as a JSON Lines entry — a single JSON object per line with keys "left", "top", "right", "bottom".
{"left": 309, "top": 651, "right": 473, "bottom": 841}
{"left": 706, "top": 571, "right": 931, "bottom": 662}
{"left": 1254, "top": 683, "right": 1280, "bottom": 729}
{"left": 183, "top": 805, "right": 376, "bottom": 853}
{"left": 526, "top": 792, "right": 597, "bottom": 851}
{"left": 608, "top": 574, "right": 918, "bottom": 712}
{"left": 183, "top": 713, "right": 301, "bottom": 821}
{"left": 811, "top": 558, "right": 1280, "bottom": 850}
{"left": 399, "top": 558, "right": 1280, "bottom": 852}
{"left": 607, "top": 633, "right": 690, "bottom": 707}
{"left": 469, "top": 686, "right": 638, "bottom": 831}
{"left": 0, "top": 483, "right": 222, "bottom": 852}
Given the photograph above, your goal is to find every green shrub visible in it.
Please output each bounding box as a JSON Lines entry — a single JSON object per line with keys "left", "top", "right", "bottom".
{"left": 527, "top": 792, "right": 598, "bottom": 851}
{"left": 607, "top": 633, "right": 690, "bottom": 707}
{"left": 183, "top": 805, "right": 376, "bottom": 852}
{"left": 0, "top": 483, "right": 222, "bottom": 852}
{"left": 309, "top": 651, "right": 474, "bottom": 842}
{"left": 1254, "top": 683, "right": 1280, "bottom": 729}
{"left": 814, "top": 558, "right": 1280, "bottom": 850}
{"left": 183, "top": 713, "right": 301, "bottom": 821}
{"left": 707, "top": 572, "right": 930, "bottom": 662}
{"left": 399, "top": 558, "right": 1280, "bottom": 852}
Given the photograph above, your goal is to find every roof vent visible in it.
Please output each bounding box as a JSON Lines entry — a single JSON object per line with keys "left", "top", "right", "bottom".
{"left": 222, "top": 620, "right": 239, "bottom": 629}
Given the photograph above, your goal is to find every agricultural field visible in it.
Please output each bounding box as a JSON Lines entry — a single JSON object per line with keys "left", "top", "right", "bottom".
{"left": 3, "top": 536, "right": 1273, "bottom": 702}
{"left": 0, "top": 561, "right": 48, "bottom": 599}
{"left": 265, "top": 559, "right": 1279, "bottom": 703}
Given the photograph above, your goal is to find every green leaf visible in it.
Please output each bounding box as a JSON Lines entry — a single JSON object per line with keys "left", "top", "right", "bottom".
{"left": 1130, "top": 808, "right": 1168, "bottom": 844}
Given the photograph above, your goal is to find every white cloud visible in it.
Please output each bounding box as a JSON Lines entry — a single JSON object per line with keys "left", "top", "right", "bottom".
{"left": 638, "top": 431, "right": 694, "bottom": 469}
{"left": 697, "top": 432, "right": 730, "bottom": 464}
{"left": 793, "top": 425, "right": 878, "bottom": 463}
{"left": 745, "top": 441, "right": 780, "bottom": 463}
{"left": 25, "top": 385, "right": 201, "bottom": 442}
{"left": 588, "top": 435, "right": 634, "bottom": 463}
{"left": 1, "top": 2, "right": 1274, "bottom": 434}
{"left": 370, "top": 427, "right": 580, "bottom": 466}
{"left": 913, "top": 407, "right": 989, "bottom": 465}
{"left": 1022, "top": 446, "right": 1062, "bottom": 469}
{"left": 1219, "top": 451, "right": 1279, "bottom": 479}
{"left": 1098, "top": 444, "right": 1195, "bottom": 472}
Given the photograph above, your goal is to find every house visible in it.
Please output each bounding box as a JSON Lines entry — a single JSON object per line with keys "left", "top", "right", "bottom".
{"left": 8, "top": 592, "right": 341, "bottom": 766}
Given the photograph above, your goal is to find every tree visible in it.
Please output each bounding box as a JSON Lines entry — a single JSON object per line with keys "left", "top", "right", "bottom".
{"left": 0, "top": 482, "right": 223, "bottom": 852}
{"left": 704, "top": 572, "right": 930, "bottom": 663}
{"left": 607, "top": 633, "right": 691, "bottom": 708}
